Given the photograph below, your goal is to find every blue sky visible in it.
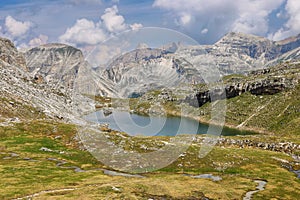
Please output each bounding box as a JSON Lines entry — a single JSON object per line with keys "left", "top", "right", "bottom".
{"left": 0, "top": 0, "right": 299, "bottom": 50}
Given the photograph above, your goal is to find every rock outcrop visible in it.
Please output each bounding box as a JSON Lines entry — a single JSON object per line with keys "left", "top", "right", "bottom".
{"left": 185, "top": 64, "right": 299, "bottom": 107}
{"left": 0, "top": 37, "right": 27, "bottom": 71}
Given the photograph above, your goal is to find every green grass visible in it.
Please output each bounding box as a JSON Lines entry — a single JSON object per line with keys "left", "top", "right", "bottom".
{"left": 224, "top": 84, "right": 300, "bottom": 138}
{"left": 0, "top": 120, "right": 300, "bottom": 199}
{"left": 0, "top": 123, "right": 99, "bottom": 199}
{"left": 222, "top": 74, "right": 248, "bottom": 83}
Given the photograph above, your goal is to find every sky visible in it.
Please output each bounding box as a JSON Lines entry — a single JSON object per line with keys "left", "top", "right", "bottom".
{"left": 0, "top": 0, "right": 300, "bottom": 51}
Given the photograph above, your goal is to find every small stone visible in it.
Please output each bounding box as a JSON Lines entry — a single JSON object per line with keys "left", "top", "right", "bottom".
{"left": 54, "top": 135, "right": 62, "bottom": 140}
{"left": 10, "top": 153, "right": 19, "bottom": 157}
{"left": 112, "top": 186, "right": 121, "bottom": 192}
{"left": 40, "top": 147, "right": 53, "bottom": 152}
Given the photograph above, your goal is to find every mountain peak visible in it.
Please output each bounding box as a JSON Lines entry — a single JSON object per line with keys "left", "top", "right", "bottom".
{"left": 25, "top": 42, "right": 85, "bottom": 88}
{"left": 0, "top": 37, "right": 16, "bottom": 49}
{"left": 217, "top": 32, "right": 270, "bottom": 44}
{"left": 0, "top": 37, "right": 27, "bottom": 71}
{"left": 30, "top": 43, "right": 81, "bottom": 52}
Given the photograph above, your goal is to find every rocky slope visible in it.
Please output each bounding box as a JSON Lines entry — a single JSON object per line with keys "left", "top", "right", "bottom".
{"left": 0, "top": 38, "right": 93, "bottom": 123}
{"left": 25, "top": 43, "right": 119, "bottom": 98}
{"left": 266, "top": 47, "right": 300, "bottom": 66}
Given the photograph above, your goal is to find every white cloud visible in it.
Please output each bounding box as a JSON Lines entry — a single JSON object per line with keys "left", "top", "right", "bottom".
{"left": 231, "top": 0, "right": 285, "bottom": 35}
{"left": 88, "top": 44, "right": 122, "bottom": 66}
{"left": 201, "top": 28, "right": 208, "bottom": 34}
{"left": 178, "top": 13, "right": 192, "bottom": 26}
{"left": 58, "top": 5, "right": 142, "bottom": 47}
{"left": 29, "top": 34, "right": 49, "bottom": 47}
{"left": 270, "top": 0, "right": 300, "bottom": 40}
{"left": 101, "top": 5, "right": 127, "bottom": 33}
{"left": 231, "top": 14, "right": 269, "bottom": 35}
{"left": 59, "top": 18, "right": 106, "bottom": 46}
{"left": 130, "top": 23, "right": 143, "bottom": 30}
{"left": 276, "top": 11, "right": 284, "bottom": 19}
{"left": 5, "top": 15, "right": 33, "bottom": 38}
{"left": 153, "top": 0, "right": 285, "bottom": 37}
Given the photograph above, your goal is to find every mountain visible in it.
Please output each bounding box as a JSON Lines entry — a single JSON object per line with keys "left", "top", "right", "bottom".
{"left": 98, "top": 32, "right": 300, "bottom": 97}
{"left": 276, "top": 33, "right": 300, "bottom": 53}
{"left": 170, "top": 32, "right": 300, "bottom": 74}
{"left": 266, "top": 47, "right": 300, "bottom": 66}
{"left": 25, "top": 43, "right": 86, "bottom": 88}
{"left": 100, "top": 48, "right": 203, "bottom": 98}
{"left": 0, "top": 38, "right": 93, "bottom": 122}
{"left": 1, "top": 31, "right": 299, "bottom": 120}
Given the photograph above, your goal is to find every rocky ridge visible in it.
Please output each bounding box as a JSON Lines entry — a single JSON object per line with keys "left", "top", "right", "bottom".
{"left": 131, "top": 62, "right": 299, "bottom": 118}
{"left": 100, "top": 48, "right": 203, "bottom": 98}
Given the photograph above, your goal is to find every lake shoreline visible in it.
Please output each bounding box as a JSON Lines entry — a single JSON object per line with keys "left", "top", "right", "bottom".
{"left": 128, "top": 108, "right": 268, "bottom": 136}
{"left": 93, "top": 108, "right": 261, "bottom": 136}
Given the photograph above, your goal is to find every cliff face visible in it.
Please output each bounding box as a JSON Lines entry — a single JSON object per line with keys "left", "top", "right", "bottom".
{"left": 185, "top": 63, "right": 299, "bottom": 107}
{"left": 25, "top": 43, "right": 85, "bottom": 88}
{"left": 0, "top": 37, "right": 27, "bottom": 71}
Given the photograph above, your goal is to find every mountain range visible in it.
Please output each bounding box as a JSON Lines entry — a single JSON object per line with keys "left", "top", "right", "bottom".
{"left": 0, "top": 32, "right": 300, "bottom": 122}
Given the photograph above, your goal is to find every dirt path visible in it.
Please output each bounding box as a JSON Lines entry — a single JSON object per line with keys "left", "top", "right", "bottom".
{"left": 237, "top": 99, "right": 272, "bottom": 128}
{"left": 13, "top": 188, "right": 78, "bottom": 200}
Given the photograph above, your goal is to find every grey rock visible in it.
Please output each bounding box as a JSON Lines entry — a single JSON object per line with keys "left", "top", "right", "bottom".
{"left": 0, "top": 37, "right": 27, "bottom": 71}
